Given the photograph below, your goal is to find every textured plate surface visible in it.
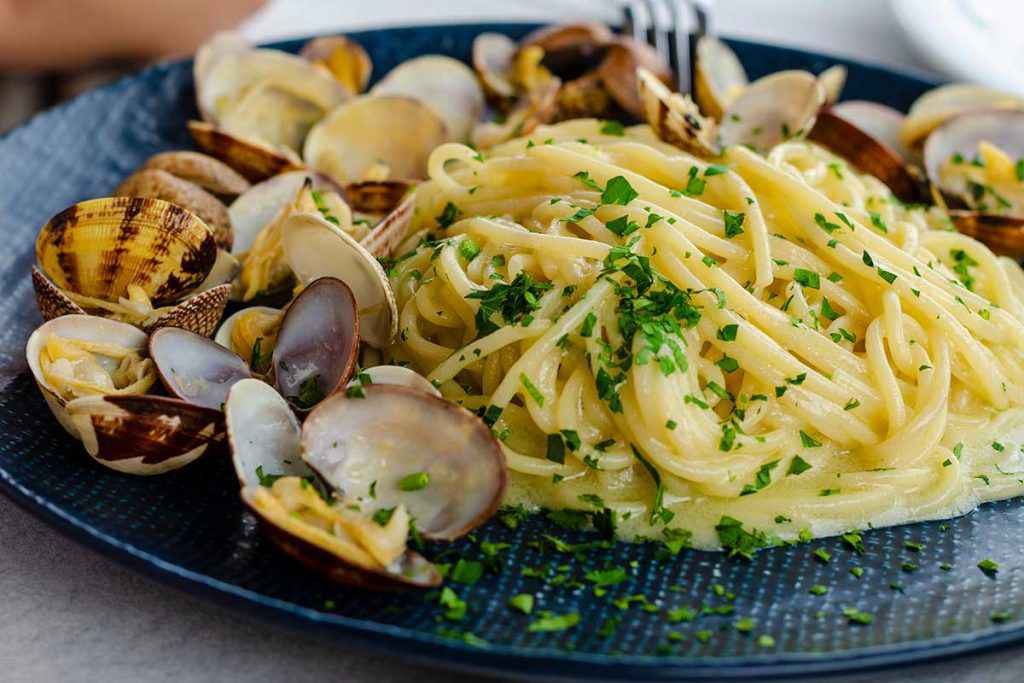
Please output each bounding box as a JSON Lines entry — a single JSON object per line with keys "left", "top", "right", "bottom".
{"left": 1, "top": 23, "right": 1022, "bottom": 681}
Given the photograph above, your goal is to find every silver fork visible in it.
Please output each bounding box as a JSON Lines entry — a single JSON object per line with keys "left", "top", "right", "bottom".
{"left": 620, "top": 0, "right": 712, "bottom": 94}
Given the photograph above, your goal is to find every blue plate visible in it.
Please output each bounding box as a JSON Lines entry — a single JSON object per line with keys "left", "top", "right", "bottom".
{"left": 1, "top": 22, "right": 1021, "bottom": 681}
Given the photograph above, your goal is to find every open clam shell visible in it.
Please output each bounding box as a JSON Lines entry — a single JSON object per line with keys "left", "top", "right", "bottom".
{"left": 719, "top": 70, "right": 825, "bottom": 151}
{"left": 694, "top": 36, "right": 748, "bottom": 120}
{"left": 817, "top": 65, "right": 846, "bottom": 106}
{"left": 471, "top": 77, "right": 561, "bottom": 149}
{"left": 520, "top": 22, "right": 613, "bottom": 80}
{"left": 472, "top": 32, "right": 518, "bottom": 101}
{"left": 597, "top": 39, "right": 673, "bottom": 121}
{"left": 348, "top": 365, "right": 440, "bottom": 397}
{"left": 226, "top": 377, "right": 309, "bottom": 487}
{"left": 194, "top": 32, "right": 249, "bottom": 120}
{"left": 228, "top": 170, "right": 312, "bottom": 256}
{"left": 808, "top": 110, "right": 928, "bottom": 204}
{"left": 830, "top": 100, "right": 911, "bottom": 160}
{"left": 303, "top": 95, "right": 448, "bottom": 183}
{"left": 370, "top": 56, "right": 484, "bottom": 143}
{"left": 637, "top": 68, "right": 719, "bottom": 157}
{"left": 302, "top": 385, "right": 506, "bottom": 541}
{"left": 214, "top": 305, "right": 281, "bottom": 364}
{"left": 901, "top": 83, "right": 1024, "bottom": 152}
{"left": 26, "top": 314, "right": 151, "bottom": 437}
{"left": 273, "top": 277, "right": 359, "bottom": 411}
{"left": 948, "top": 212, "right": 1024, "bottom": 259}
{"left": 141, "top": 151, "right": 251, "bottom": 197}
{"left": 67, "top": 394, "right": 222, "bottom": 475}
{"left": 343, "top": 180, "right": 414, "bottom": 215}
{"left": 149, "top": 327, "right": 252, "bottom": 410}
{"left": 282, "top": 211, "right": 398, "bottom": 347}
{"left": 358, "top": 194, "right": 415, "bottom": 259}
{"left": 36, "top": 197, "right": 218, "bottom": 305}
{"left": 115, "top": 169, "right": 232, "bottom": 249}
{"left": 188, "top": 120, "right": 305, "bottom": 183}
{"left": 300, "top": 36, "right": 372, "bottom": 96}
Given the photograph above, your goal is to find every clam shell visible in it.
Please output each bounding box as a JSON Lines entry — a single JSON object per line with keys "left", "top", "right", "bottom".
{"left": 218, "top": 80, "right": 326, "bottom": 154}
{"left": 471, "top": 78, "right": 561, "bottom": 149}
{"left": 226, "top": 378, "right": 309, "bottom": 487}
{"left": 370, "top": 56, "right": 484, "bottom": 142}
{"left": 637, "top": 68, "right": 719, "bottom": 156}
{"left": 719, "top": 70, "right": 825, "bottom": 151}
{"left": 241, "top": 485, "right": 442, "bottom": 589}
{"left": 26, "top": 314, "right": 149, "bottom": 437}
{"left": 115, "top": 168, "right": 232, "bottom": 250}
{"left": 358, "top": 194, "right": 414, "bottom": 258}
{"left": 214, "top": 305, "right": 281, "bottom": 355}
{"left": 303, "top": 95, "right": 448, "bottom": 182}
{"left": 343, "top": 180, "right": 414, "bottom": 215}
{"left": 554, "top": 72, "right": 615, "bottom": 121}
{"left": 67, "top": 394, "right": 222, "bottom": 475}
{"left": 194, "top": 32, "right": 249, "bottom": 121}
{"left": 830, "top": 100, "right": 911, "bottom": 160}
{"left": 299, "top": 36, "right": 372, "bottom": 96}
{"left": 281, "top": 211, "right": 398, "bottom": 347}
{"left": 227, "top": 170, "right": 312, "bottom": 256}
{"left": 188, "top": 120, "right": 305, "bottom": 183}
{"left": 145, "top": 283, "right": 231, "bottom": 337}
{"left": 694, "top": 36, "right": 748, "bottom": 120}
{"left": 597, "top": 39, "right": 673, "bottom": 121}
{"left": 149, "top": 327, "right": 252, "bottom": 410}
{"left": 949, "top": 212, "right": 1024, "bottom": 259}
{"left": 142, "top": 151, "right": 251, "bottom": 196}
{"left": 35, "top": 197, "right": 218, "bottom": 305}
{"left": 808, "top": 110, "right": 927, "bottom": 204}
{"left": 817, "top": 65, "right": 846, "bottom": 106}
{"left": 901, "top": 83, "right": 1024, "bottom": 151}
{"left": 273, "top": 277, "right": 359, "bottom": 411}
{"left": 520, "top": 22, "right": 613, "bottom": 80}
{"left": 472, "top": 32, "right": 517, "bottom": 101}
{"left": 350, "top": 365, "right": 440, "bottom": 397}
{"left": 302, "top": 385, "right": 506, "bottom": 541}
{"left": 31, "top": 266, "right": 85, "bottom": 322}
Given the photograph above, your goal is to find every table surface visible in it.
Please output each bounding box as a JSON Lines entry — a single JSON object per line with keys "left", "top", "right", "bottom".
{"left": 5, "top": 1, "right": 1023, "bottom": 682}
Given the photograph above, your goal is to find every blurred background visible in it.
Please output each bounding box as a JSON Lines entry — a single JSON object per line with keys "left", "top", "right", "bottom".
{"left": 3, "top": 0, "right": 1023, "bottom": 133}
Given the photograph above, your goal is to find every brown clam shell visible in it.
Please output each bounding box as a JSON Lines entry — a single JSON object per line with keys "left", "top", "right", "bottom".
{"left": 31, "top": 266, "right": 85, "bottom": 321}
{"left": 145, "top": 283, "right": 231, "bottom": 337}
{"left": 142, "top": 151, "right": 251, "bottom": 196}
{"left": 343, "top": 180, "right": 414, "bottom": 215}
{"left": 555, "top": 72, "right": 617, "bottom": 121}
{"left": 67, "top": 394, "right": 222, "bottom": 475}
{"left": 597, "top": 39, "right": 674, "bottom": 121}
{"left": 188, "top": 120, "right": 304, "bottom": 183}
{"left": 520, "top": 22, "right": 613, "bottom": 81}
{"left": 949, "top": 211, "right": 1024, "bottom": 259}
{"left": 115, "top": 169, "right": 233, "bottom": 250}
{"left": 149, "top": 326, "right": 252, "bottom": 409}
{"left": 808, "top": 110, "right": 928, "bottom": 204}
{"left": 359, "top": 195, "right": 414, "bottom": 258}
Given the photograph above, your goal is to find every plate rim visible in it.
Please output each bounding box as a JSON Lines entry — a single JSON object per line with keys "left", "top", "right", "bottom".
{"left": 6, "top": 21, "right": 1021, "bottom": 682}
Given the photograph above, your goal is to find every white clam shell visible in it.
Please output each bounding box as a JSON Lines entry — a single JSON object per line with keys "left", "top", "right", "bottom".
{"left": 228, "top": 170, "right": 312, "bottom": 255}
{"left": 694, "top": 35, "right": 748, "bottom": 119}
{"left": 226, "top": 377, "right": 310, "bottom": 487}
{"left": 719, "top": 70, "right": 825, "bottom": 151}
{"left": 831, "top": 100, "right": 911, "bottom": 160}
{"left": 349, "top": 365, "right": 440, "bottom": 397}
{"left": 901, "top": 83, "right": 1024, "bottom": 150}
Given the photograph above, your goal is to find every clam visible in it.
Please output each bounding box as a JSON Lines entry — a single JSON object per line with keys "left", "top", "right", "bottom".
{"left": 26, "top": 314, "right": 154, "bottom": 437}
{"left": 343, "top": 180, "right": 413, "bottom": 216}
{"left": 348, "top": 365, "right": 440, "bottom": 397}
{"left": 149, "top": 327, "right": 252, "bottom": 410}
{"left": 901, "top": 83, "right": 1024, "bottom": 152}
{"left": 694, "top": 35, "right": 747, "bottom": 120}
{"left": 214, "top": 305, "right": 281, "bottom": 372}
{"left": 358, "top": 193, "right": 415, "bottom": 259}
{"left": 947, "top": 212, "right": 1024, "bottom": 260}
{"left": 141, "top": 151, "right": 250, "bottom": 197}
{"left": 228, "top": 170, "right": 311, "bottom": 256}
{"left": 472, "top": 32, "right": 518, "bottom": 102}
{"left": 67, "top": 394, "right": 222, "bottom": 476}
{"left": 115, "top": 168, "right": 232, "bottom": 249}
{"left": 471, "top": 78, "right": 561, "bottom": 149}
{"left": 554, "top": 72, "right": 615, "bottom": 121}
{"left": 597, "top": 39, "right": 673, "bottom": 121}
{"left": 637, "top": 68, "right": 719, "bottom": 157}
{"left": 194, "top": 32, "right": 249, "bottom": 120}
{"left": 273, "top": 277, "right": 359, "bottom": 412}
{"left": 370, "top": 56, "right": 485, "bottom": 142}
{"left": 226, "top": 379, "right": 441, "bottom": 589}
{"left": 520, "top": 22, "right": 613, "bottom": 80}
{"left": 808, "top": 110, "right": 927, "bottom": 204}
{"left": 281, "top": 211, "right": 398, "bottom": 347}
{"left": 302, "top": 385, "right": 506, "bottom": 541}
{"left": 217, "top": 81, "right": 326, "bottom": 157}
{"left": 718, "top": 70, "right": 825, "bottom": 151}
{"left": 299, "top": 36, "right": 372, "bottom": 96}
{"left": 32, "top": 197, "right": 231, "bottom": 336}
{"left": 830, "top": 100, "right": 911, "bottom": 160}
{"left": 188, "top": 120, "right": 304, "bottom": 183}
{"left": 817, "top": 65, "right": 846, "bottom": 106}
{"left": 303, "top": 95, "right": 448, "bottom": 182}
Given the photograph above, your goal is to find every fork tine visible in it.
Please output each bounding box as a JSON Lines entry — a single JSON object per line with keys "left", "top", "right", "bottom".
{"left": 642, "top": 0, "right": 670, "bottom": 66}
{"left": 622, "top": 0, "right": 649, "bottom": 46}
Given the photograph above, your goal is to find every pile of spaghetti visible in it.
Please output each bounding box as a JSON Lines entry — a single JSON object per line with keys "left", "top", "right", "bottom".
{"left": 382, "top": 119, "right": 1024, "bottom": 549}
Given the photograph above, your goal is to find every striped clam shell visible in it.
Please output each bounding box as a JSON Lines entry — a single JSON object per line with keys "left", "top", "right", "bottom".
{"left": 35, "top": 197, "right": 218, "bottom": 306}
{"left": 188, "top": 120, "right": 304, "bottom": 183}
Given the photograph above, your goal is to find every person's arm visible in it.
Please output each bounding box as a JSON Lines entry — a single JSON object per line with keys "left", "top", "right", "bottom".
{"left": 0, "top": 0, "right": 266, "bottom": 70}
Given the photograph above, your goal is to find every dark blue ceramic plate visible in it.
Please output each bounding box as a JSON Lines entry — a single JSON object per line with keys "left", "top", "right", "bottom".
{"left": 1, "top": 23, "right": 1021, "bottom": 682}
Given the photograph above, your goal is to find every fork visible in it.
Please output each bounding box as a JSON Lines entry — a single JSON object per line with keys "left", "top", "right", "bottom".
{"left": 619, "top": 0, "right": 712, "bottom": 94}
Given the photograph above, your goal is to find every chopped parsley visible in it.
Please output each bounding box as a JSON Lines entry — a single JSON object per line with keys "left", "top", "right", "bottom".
{"left": 520, "top": 373, "right": 545, "bottom": 406}
{"left": 715, "top": 515, "right": 768, "bottom": 560}
{"left": 436, "top": 201, "right": 460, "bottom": 228}
{"left": 466, "top": 272, "right": 553, "bottom": 336}
{"left": 528, "top": 612, "right": 580, "bottom": 632}
{"left": 509, "top": 594, "right": 535, "bottom": 614}
{"left": 600, "top": 120, "right": 626, "bottom": 136}
{"left": 740, "top": 460, "right": 780, "bottom": 496}
{"left": 794, "top": 268, "right": 820, "bottom": 289}
{"left": 602, "top": 176, "right": 639, "bottom": 205}
{"left": 978, "top": 559, "right": 999, "bottom": 577}
{"left": 398, "top": 472, "right": 430, "bottom": 491}
{"left": 788, "top": 455, "right": 812, "bottom": 476}
{"left": 292, "top": 375, "right": 324, "bottom": 410}
{"left": 723, "top": 210, "right": 745, "bottom": 238}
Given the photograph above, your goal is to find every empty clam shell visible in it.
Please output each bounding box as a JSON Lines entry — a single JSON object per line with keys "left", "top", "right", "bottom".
{"left": 142, "top": 151, "right": 251, "bottom": 196}
{"left": 218, "top": 80, "right": 326, "bottom": 154}
{"left": 240, "top": 481, "right": 441, "bottom": 589}
{"left": 228, "top": 170, "right": 312, "bottom": 256}
{"left": 149, "top": 327, "right": 252, "bottom": 410}
{"left": 281, "top": 212, "right": 398, "bottom": 347}
{"left": 808, "top": 110, "right": 927, "bottom": 204}
{"left": 694, "top": 35, "right": 748, "bottom": 120}
{"left": 358, "top": 194, "right": 415, "bottom": 259}
{"left": 637, "top": 68, "right": 719, "bottom": 157}
{"left": 302, "top": 385, "right": 506, "bottom": 541}
{"left": 303, "top": 95, "right": 448, "bottom": 182}
{"left": 719, "top": 70, "right": 825, "bottom": 151}
{"left": 273, "top": 277, "right": 359, "bottom": 411}
{"left": 188, "top": 120, "right": 305, "bottom": 183}
{"left": 343, "top": 180, "right": 414, "bottom": 215}
{"left": 115, "top": 168, "right": 233, "bottom": 249}
{"left": 197, "top": 47, "right": 347, "bottom": 133}
{"left": 36, "top": 197, "right": 218, "bottom": 305}
{"left": 948, "top": 212, "right": 1024, "bottom": 259}
{"left": 349, "top": 365, "right": 440, "bottom": 397}
{"left": 817, "top": 65, "right": 846, "bottom": 106}
{"left": 226, "top": 378, "right": 310, "bottom": 487}
{"left": 26, "top": 314, "right": 151, "bottom": 437}
{"left": 472, "top": 32, "right": 518, "bottom": 101}
{"left": 370, "top": 56, "right": 484, "bottom": 143}
{"left": 830, "top": 100, "right": 911, "bottom": 160}
{"left": 597, "top": 39, "right": 673, "bottom": 121}
{"left": 67, "top": 394, "right": 222, "bottom": 475}
{"left": 299, "top": 36, "right": 372, "bottom": 96}
{"left": 901, "top": 83, "right": 1024, "bottom": 151}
